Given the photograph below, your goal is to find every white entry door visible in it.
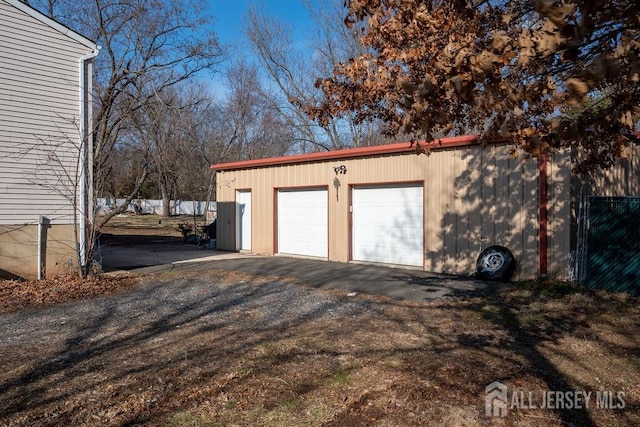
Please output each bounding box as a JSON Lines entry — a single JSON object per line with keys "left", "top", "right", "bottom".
{"left": 352, "top": 184, "right": 424, "bottom": 267}
{"left": 277, "top": 188, "right": 328, "bottom": 258}
{"left": 236, "top": 190, "right": 252, "bottom": 251}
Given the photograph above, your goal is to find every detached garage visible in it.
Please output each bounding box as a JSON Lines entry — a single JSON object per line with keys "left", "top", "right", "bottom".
{"left": 213, "top": 135, "right": 640, "bottom": 281}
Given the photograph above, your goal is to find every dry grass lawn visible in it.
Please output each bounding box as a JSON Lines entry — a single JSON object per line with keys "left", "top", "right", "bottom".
{"left": 0, "top": 215, "right": 638, "bottom": 426}
{"left": 0, "top": 274, "right": 638, "bottom": 427}
{"left": 100, "top": 214, "right": 208, "bottom": 242}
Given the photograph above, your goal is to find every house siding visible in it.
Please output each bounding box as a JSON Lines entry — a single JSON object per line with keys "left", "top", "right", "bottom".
{"left": 215, "top": 142, "right": 573, "bottom": 280}
{"left": 0, "top": 0, "right": 94, "bottom": 227}
{"left": 0, "top": 0, "right": 97, "bottom": 278}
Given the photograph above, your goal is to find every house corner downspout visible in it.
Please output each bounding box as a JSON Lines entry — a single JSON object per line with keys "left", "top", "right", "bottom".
{"left": 538, "top": 153, "right": 549, "bottom": 279}
{"left": 78, "top": 47, "right": 100, "bottom": 269}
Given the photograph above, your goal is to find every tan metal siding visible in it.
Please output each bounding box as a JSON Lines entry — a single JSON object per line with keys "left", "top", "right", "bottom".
{"left": 0, "top": 0, "right": 95, "bottom": 226}
{"left": 464, "top": 149, "right": 482, "bottom": 273}
{"left": 215, "top": 188, "right": 237, "bottom": 251}
{"left": 577, "top": 145, "right": 640, "bottom": 197}
{"left": 435, "top": 147, "right": 475, "bottom": 274}
{"left": 566, "top": 145, "right": 640, "bottom": 278}
{"left": 216, "top": 144, "right": 565, "bottom": 279}
{"left": 455, "top": 149, "right": 473, "bottom": 272}
{"left": 548, "top": 150, "right": 572, "bottom": 278}
{"left": 480, "top": 145, "right": 497, "bottom": 252}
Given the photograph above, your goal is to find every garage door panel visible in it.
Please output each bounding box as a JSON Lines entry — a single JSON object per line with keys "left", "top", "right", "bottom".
{"left": 278, "top": 189, "right": 328, "bottom": 258}
{"left": 352, "top": 184, "right": 424, "bottom": 267}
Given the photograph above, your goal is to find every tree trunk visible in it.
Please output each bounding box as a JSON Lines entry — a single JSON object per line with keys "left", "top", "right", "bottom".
{"left": 160, "top": 184, "right": 171, "bottom": 217}
{"left": 97, "top": 168, "right": 150, "bottom": 228}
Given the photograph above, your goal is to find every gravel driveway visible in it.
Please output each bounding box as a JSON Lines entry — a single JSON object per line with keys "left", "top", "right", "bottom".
{"left": 0, "top": 271, "right": 368, "bottom": 352}
{"left": 0, "top": 270, "right": 377, "bottom": 425}
{"left": 2, "top": 269, "right": 638, "bottom": 427}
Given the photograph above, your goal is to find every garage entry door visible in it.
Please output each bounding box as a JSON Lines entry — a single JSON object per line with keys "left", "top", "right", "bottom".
{"left": 277, "top": 188, "right": 328, "bottom": 258}
{"left": 352, "top": 184, "right": 424, "bottom": 267}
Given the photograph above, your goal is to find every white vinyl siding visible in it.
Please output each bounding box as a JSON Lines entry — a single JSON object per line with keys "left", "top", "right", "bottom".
{"left": 277, "top": 189, "right": 328, "bottom": 258}
{"left": 0, "top": 0, "right": 95, "bottom": 225}
{"left": 352, "top": 184, "right": 424, "bottom": 267}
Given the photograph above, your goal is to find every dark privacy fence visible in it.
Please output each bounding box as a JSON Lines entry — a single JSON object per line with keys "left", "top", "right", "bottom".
{"left": 581, "top": 197, "right": 640, "bottom": 296}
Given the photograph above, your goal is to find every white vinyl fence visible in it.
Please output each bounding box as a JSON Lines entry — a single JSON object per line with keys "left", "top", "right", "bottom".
{"left": 96, "top": 198, "right": 216, "bottom": 216}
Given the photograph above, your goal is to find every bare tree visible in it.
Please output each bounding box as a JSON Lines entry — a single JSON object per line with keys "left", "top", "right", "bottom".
{"left": 304, "top": 0, "right": 392, "bottom": 147}
{"left": 21, "top": 121, "right": 105, "bottom": 278}
{"left": 116, "top": 70, "right": 292, "bottom": 218}
{"left": 135, "top": 87, "right": 219, "bottom": 218}
{"left": 222, "top": 60, "right": 294, "bottom": 160}
{"left": 101, "top": 143, "right": 152, "bottom": 201}
{"left": 244, "top": 1, "right": 389, "bottom": 152}
{"left": 128, "top": 93, "right": 178, "bottom": 217}
{"left": 177, "top": 85, "right": 241, "bottom": 207}
{"left": 29, "top": 0, "right": 225, "bottom": 225}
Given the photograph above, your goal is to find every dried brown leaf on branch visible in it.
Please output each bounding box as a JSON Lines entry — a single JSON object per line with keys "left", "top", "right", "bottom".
{"left": 305, "top": 0, "right": 640, "bottom": 171}
{"left": 565, "top": 78, "right": 590, "bottom": 104}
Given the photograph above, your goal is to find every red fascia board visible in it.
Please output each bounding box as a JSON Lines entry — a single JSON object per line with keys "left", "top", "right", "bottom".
{"left": 211, "top": 135, "right": 479, "bottom": 171}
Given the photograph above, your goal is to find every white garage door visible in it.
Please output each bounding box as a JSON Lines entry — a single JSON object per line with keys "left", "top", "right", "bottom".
{"left": 277, "top": 188, "right": 328, "bottom": 258}
{"left": 352, "top": 184, "right": 424, "bottom": 267}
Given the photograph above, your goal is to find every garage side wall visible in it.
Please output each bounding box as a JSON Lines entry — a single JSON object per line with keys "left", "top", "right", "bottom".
{"left": 549, "top": 150, "right": 572, "bottom": 279}
{"left": 573, "top": 145, "right": 640, "bottom": 197}
{"left": 216, "top": 144, "right": 572, "bottom": 280}
{"left": 569, "top": 145, "right": 640, "bottom": 264}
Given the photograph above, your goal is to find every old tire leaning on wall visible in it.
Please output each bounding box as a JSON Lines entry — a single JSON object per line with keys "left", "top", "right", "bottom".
{"left": 476, "top": 245, "right": 516, "bottom": 281}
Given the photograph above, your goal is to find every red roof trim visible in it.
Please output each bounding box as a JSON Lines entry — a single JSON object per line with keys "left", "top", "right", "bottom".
{"left": 212, "top": 135, "right": 479, "bottom": 171}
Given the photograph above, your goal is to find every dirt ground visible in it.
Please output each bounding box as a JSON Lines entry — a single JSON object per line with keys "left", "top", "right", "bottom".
{"left": 100, "top": 214, "right": 206, "bottom": 244}
{"left": 0, "top": 215, "right": 638, "bottom": 426}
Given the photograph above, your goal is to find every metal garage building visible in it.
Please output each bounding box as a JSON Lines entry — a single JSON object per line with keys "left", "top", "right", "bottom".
{"left": 212, "top": 135, "right": 640, "bottom": 281}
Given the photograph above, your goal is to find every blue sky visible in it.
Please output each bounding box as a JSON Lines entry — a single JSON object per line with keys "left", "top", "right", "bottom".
{"left": 204, "top": 0, "right": 318, "bottom": 97}
{"left": 206, "top": 0, "right": 314, "bottom": 48}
